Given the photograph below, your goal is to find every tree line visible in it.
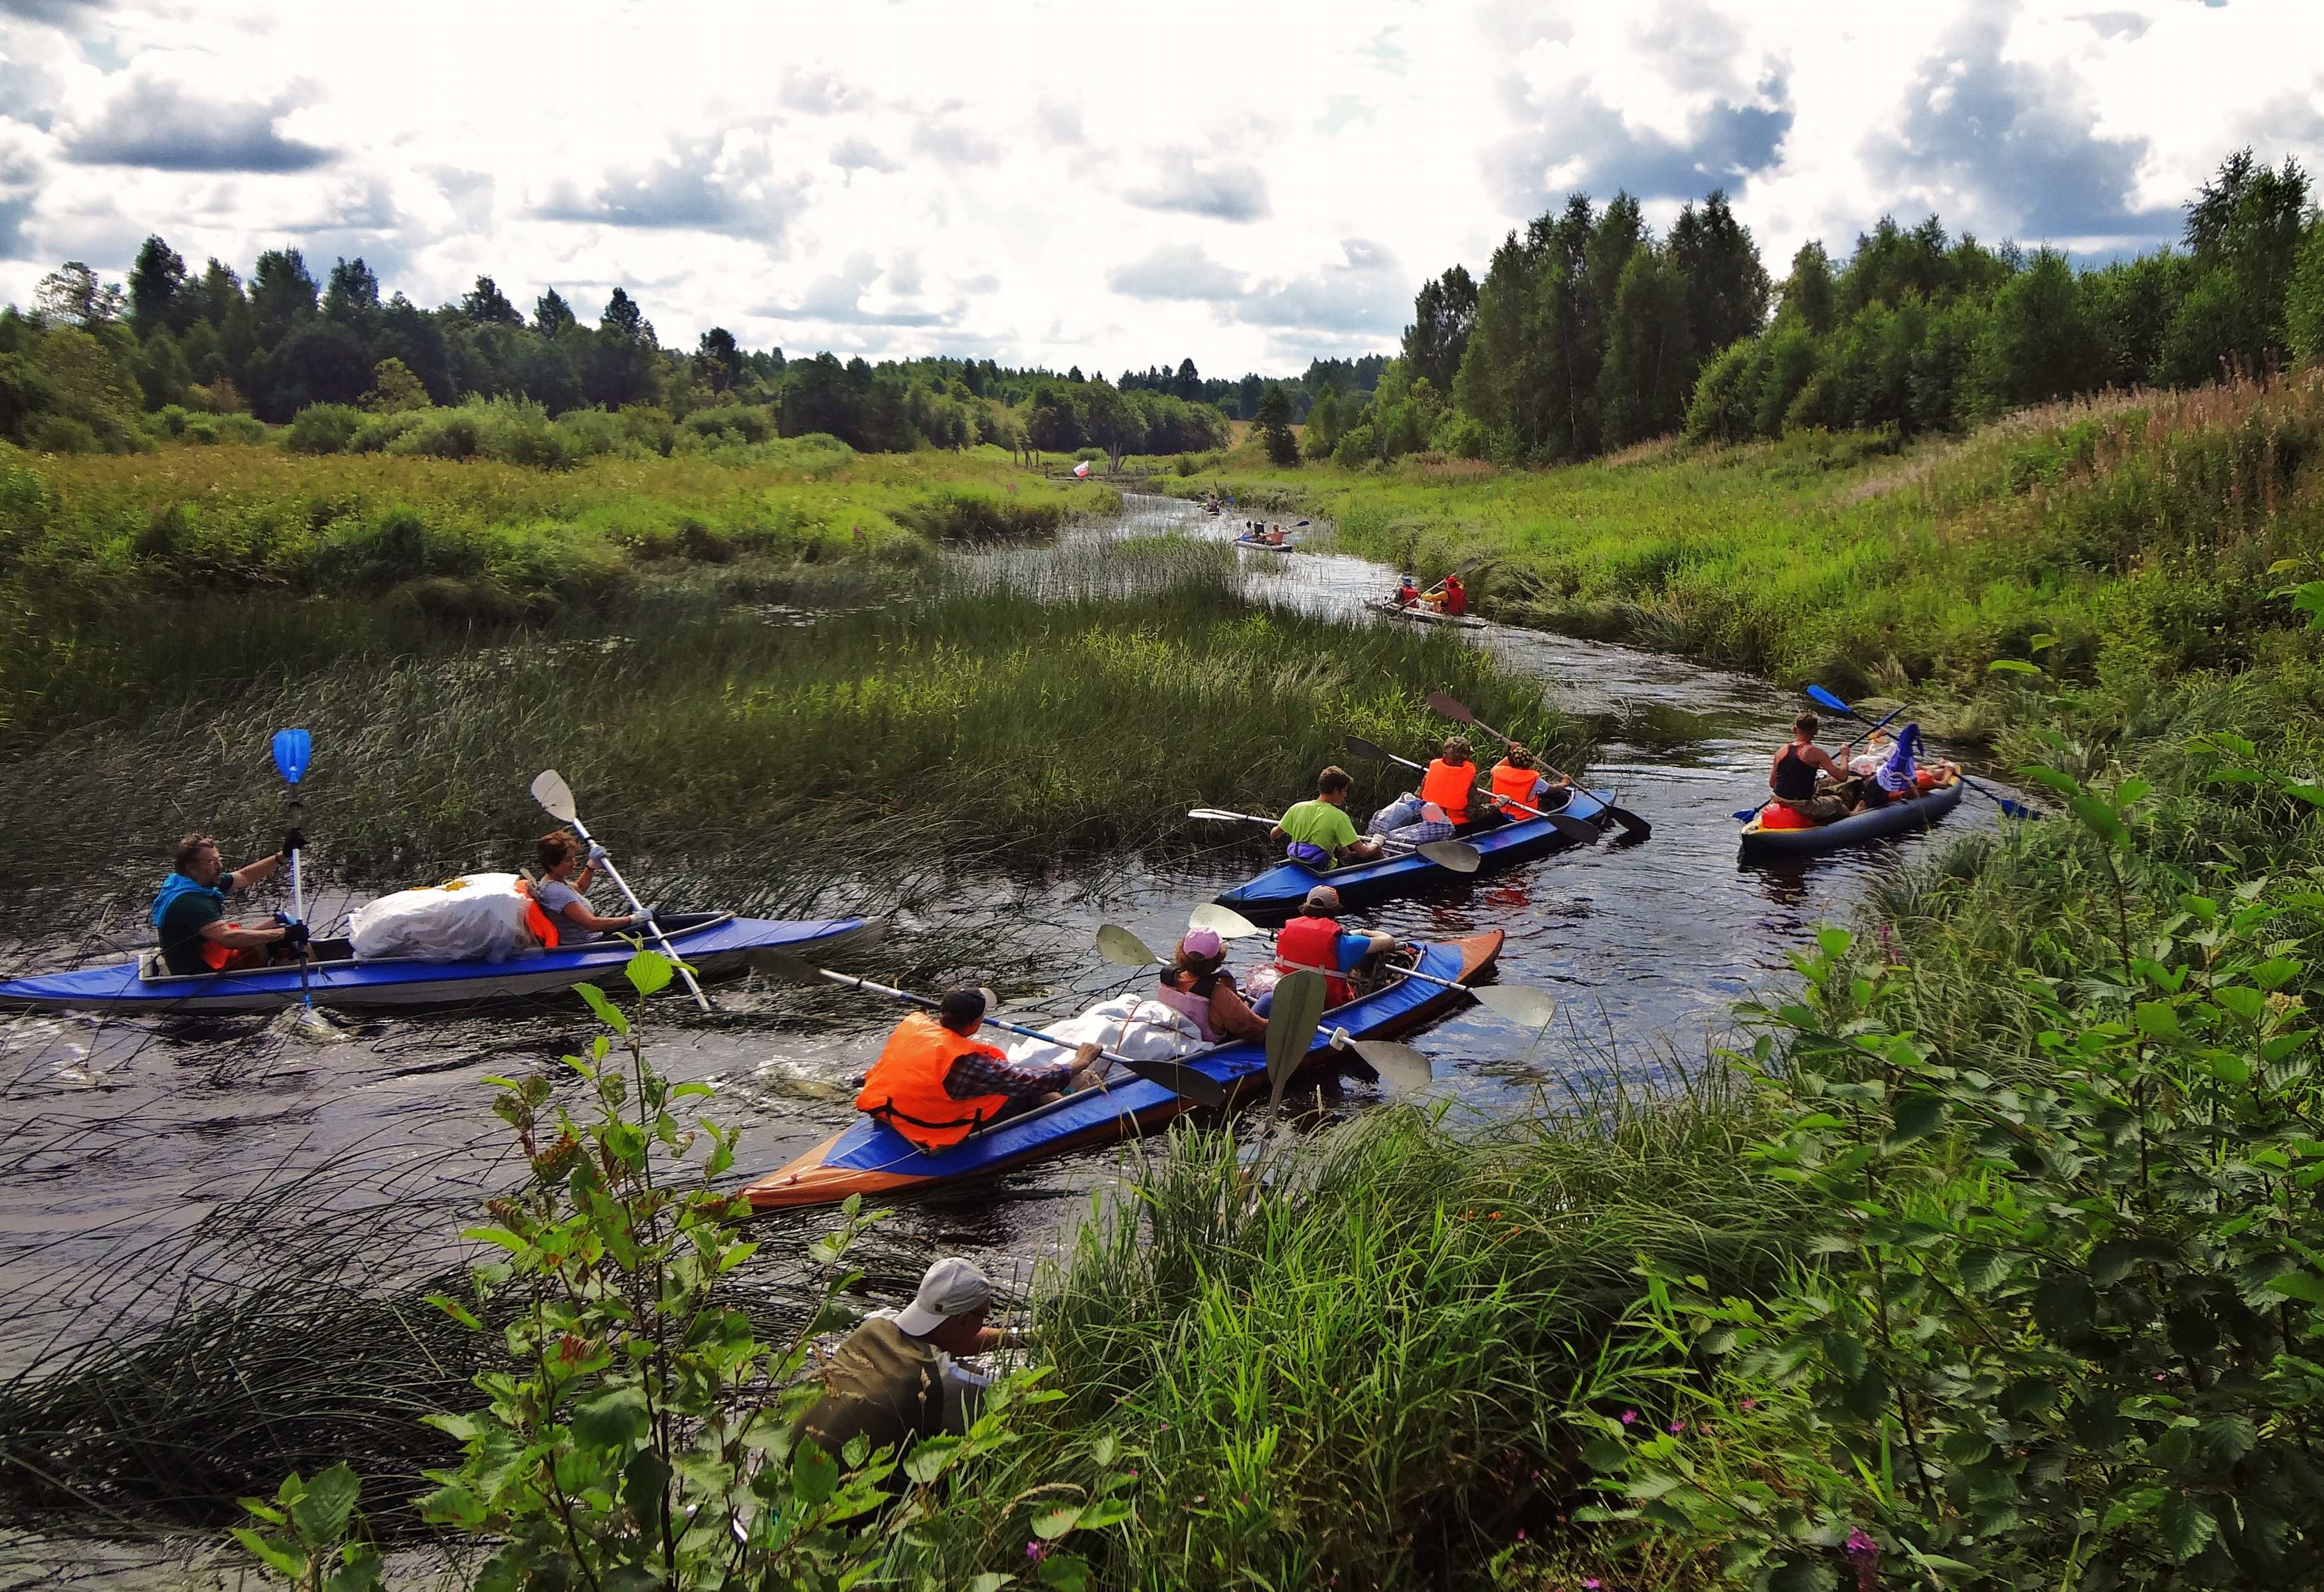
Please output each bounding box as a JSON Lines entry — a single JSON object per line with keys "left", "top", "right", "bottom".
{"left": 0, "top": 242, "right": 1234, "bottom": 458}
{"left": 1304, "top": 149, "right": 2324, "bottom": 470}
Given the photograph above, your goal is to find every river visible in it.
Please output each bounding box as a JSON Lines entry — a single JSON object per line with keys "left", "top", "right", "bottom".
{"left": 0, "top": 491, "right": 2013, "bottom": 1546}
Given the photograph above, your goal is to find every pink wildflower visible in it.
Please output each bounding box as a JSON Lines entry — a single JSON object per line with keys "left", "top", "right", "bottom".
{"left": 1846, "top": 1527, "right": 1877, "bottom": 1553}
{"left": 1025, "top": 1540, "right": 1051, "bottom": 1563}
{"left": 1669, "top": 1420, "right": 1686, "bottom": 1435}
{"left": 1740, "top": 1398, "right": 1758, "bottom": 1410}
{"left": 1619, "top": 1409, "right": 1637, "bottom": 1425}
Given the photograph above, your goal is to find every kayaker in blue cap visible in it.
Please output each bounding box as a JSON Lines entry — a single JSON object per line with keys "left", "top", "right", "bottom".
{"left": 151, "top": 832, "right": 299, "bottom": 976}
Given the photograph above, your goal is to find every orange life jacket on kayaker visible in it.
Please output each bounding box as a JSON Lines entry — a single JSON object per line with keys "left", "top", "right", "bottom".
{"left": 854, "top": 1013, "right": 1012, "bottom": 1151}
{"left": 1489, "top": 760, "right": 1542, "bottom": 818}
{"left": 513, "top": 880, "right": 560, "bottom": 949}
{"left": 1275, "top": 915, "right": 1354, "bottom": 1006}
{"left": 1418, "top": 758, "right": 1477, "bottom": 826}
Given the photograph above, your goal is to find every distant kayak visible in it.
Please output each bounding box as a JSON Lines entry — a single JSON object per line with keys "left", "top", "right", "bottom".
{"left": 1369, "top": 599, "right": 1483, "bottom": 630}
{"left": 0, "top": 913, "right": 867, "bottom": 1015}
{"left": 1234, "top": 535, "right": 1293, "bottom": 552}
{"left": 1215, "top": 788, "right": 1615, "bottom": 921}
{"left": 741, "top": 930, "right": 1503, "bottom": 1210}
{"left": 1738, "top": 775, "right": 1965, "bottom": 860}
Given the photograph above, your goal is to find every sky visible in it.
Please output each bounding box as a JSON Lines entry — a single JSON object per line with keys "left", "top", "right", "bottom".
{"left": 1, "top": 0, "right": 2321, "bottom": 377}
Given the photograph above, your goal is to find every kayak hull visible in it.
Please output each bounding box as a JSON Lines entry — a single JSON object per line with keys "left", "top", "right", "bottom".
{"left": 1214, "top": 788, "right": 1615, "bottom": 921}
{"left": 1233, "top": 536, "right": 1291, "bottom": 552}
{"left": 0, "top": 915, "right": 870, "bottom": 1015}
{"left": 741, "top": 930, "right": 1503, "bottom": 1211}
{"left": 1738, "top": 776, "right": 1965, "bottom": 860}
{"left": 1368, "top": 598, "right": 1483, "bottom": 630}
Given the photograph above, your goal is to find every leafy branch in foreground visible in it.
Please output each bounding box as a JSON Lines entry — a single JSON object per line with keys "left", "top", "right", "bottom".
{"left": 233, "top": 947, "right": 1134, "bottom": 1591}
{"left": 1579, "top": 762, "right": 2324, "bottom": 1590}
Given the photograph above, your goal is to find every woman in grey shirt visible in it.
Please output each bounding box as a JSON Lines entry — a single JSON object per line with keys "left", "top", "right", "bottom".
{"left": 532, "top": 830, "right": 652, "bottom": 943}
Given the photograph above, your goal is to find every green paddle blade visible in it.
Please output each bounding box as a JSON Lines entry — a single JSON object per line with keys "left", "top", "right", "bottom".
{"left": 1475, "top": 983, "right": 1558, "bottom": 1031}
{"left": 747, "top": 950, "right": 827, "bottom": 985}
{"left": 1417, "top": 840, "right": 1481, "bottom": 872}
{"left": 1187, "top": 903, "right": 1265, "bottom": 940}
{"left": 1096, "top": 924, "right": 1164, "bottom": 968}
{"left": 1264, "top": 969, "right": 1330, "bottom": 1114}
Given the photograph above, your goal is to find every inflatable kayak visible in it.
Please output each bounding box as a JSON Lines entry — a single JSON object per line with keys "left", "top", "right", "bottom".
{"left": 1214, "top": 788, "right": 1615, "bottom": 921}
{"left": 742, "top": 930, "right": 1502, "bottom": 1210}
{"left": 1369, "top": 599, "right": 1483, "bottom": 630}
{"left": 0, "top": 913, "right": 868, "bottom": 1015}
{"left": 1234, "top": 535, "right": 1292, "bottom": 552}
{"left": 1738, "top": 775, "right": 1965, "bottom": 860}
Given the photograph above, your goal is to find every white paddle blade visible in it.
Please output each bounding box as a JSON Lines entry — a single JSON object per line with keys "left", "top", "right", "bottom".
{"left": 1188, "top": 903, "right": 1266, "bottom": 940}
{"left": 1188, "top": 808, "right": 1272, "bottom": 825}
{"left": 1349, "top": 1038, "right": 1432, "bottom": 1091}
{"left": 1096, "top": 925, "right": 1165, "bottom": 968}
{"left": 268, "top": 1003, "right": 351, "bottom": 1044}
{"left": 530, "top": 769, "right": 578, "bottom": 823}
{"left": 1475, "top": 984, "right": 1558, "bottom": 1031}
{"left": 1417, "top": 840, "right": 1482, "bottom": 873}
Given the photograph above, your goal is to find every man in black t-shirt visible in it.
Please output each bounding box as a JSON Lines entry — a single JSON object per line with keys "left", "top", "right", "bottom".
{"left": 149, "top": 833, "right": 297, "bottom": 976}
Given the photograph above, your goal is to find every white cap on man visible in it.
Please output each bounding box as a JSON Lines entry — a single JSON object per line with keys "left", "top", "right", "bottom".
{"left": 895, "top": 1256, "right": 996, "bottom": 1337}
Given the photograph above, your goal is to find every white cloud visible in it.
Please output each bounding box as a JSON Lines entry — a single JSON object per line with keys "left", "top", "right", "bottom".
{"left": 0, "top": 0, "right": 2319, "bottom": 371}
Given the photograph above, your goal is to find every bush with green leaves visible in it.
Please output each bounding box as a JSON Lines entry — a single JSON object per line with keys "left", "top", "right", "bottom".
{"left": 230, "top": 948, "right": 1136, "bottom": 1591}
{"left": 1580, "top": 760, "right": 2324, "bottom": 1589}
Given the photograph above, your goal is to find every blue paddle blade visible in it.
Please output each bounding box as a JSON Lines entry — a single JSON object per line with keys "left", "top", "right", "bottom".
{"left": 1806, "top": 684, "right": 1850, "bottom": 715}
{"left": 270, "top": 728, "right": 312, "bottom": 785}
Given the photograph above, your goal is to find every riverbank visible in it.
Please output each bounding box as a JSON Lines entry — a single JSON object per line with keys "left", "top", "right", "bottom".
{"left": 1169, "top": 369, "right": 2324, "bottom": 715}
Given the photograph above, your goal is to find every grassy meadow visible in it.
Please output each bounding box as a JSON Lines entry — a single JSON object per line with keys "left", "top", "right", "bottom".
{"left": 1171, "top": 369, "right": 2324, "bottom": 712}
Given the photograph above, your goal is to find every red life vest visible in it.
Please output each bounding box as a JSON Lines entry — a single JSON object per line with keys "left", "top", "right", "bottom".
{"left": 1489, "top": 761, "right": 1542, "bottom": 818}
{"left": 854, "top": 1013, "right": 1012, "bottom": 1151}
{"left": 1274, "top": 916, "right": 1353, "bottom": 1006}
{"left": 513, "top": 880, "right": 561, "bottom": 948}
{"left": 1418, "top": 758, "right": 1477, "bottom": 826}
{"left": 1440, "top": 579, "right": 1466, "bottom": 616}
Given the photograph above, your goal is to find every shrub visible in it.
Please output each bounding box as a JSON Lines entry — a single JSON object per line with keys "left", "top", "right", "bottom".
{"left": 284, "top": 404, "right": 365, "bottom": 456}
{"left": 1332, "top": 424, "right": 1378, "bottom": 468}
{"left": 30, "top": 414, "right": 99, "bottom": 454}
{"left": 213, "top": 414, "right": 267, "bottom": 445}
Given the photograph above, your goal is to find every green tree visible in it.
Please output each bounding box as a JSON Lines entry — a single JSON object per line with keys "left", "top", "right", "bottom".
{"left": 322, "top": 258, "right": 380, "bottom": 327}
{"left": 35, "top": 262, "right": 122, "bottom": 327}
{"left": 693, "top": 326, "right": 743, "bottom": 393}
{"left": 1303, "top": 385, "right": 1343, "bottom": 458}
{"left": 2084, "top": 250, "right": 2191, "bottom": 386}
{"left": 533, "top": 286, "right": 578, "bottom": 337}
{"left": 1597, "top": 244, "right": 1695, "bottom": 448}
{"left": 1775, "top": 240, "right": 1836, "bottom": 335}
{"left": 2290, "top": 219, "right": 2324, "bottom": 363}
{"left": 132, "top": 329, "right": 191, "bottom": 410}
{"left": 366, "top": 355, "right": 431, "bottom": 412}
{"left": 1669, "top": 189, "right": 1771, "bottom": 356}
{"left": 458, "top": 274, "right": 523, "bottom": 327}
{"left": 249, "top": 249, "right": 318, "bottom": 343}
{"left": 1400, "top": 264, "right": 1479, "bottom": 393}
{"left": 127, "top": 235, "right": 189, "bottom": 336}
{"left": 1253, "top": 383, "right": 1298, "bottom": 465}
{"left": 1969, "top": 248, "right": 2106, "bottom": 414}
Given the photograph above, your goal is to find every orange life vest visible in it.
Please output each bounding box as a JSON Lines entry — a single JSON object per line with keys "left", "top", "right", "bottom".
{"left": 1275, "top": 915, "right": 1354, "bottom": 1006}
{"left": 514, "top": 880, "right": 561, "bottom": 949}
{"left": 199, "top": 932, "right": 235, "bottom": 971}
{"left": 1418, "top": 758, "right": 1477, "bottom": 826}
{"left": 1489, "top": 760, "right": 1542, "bottom": 818}
{"left": 854, "top": 1013, "right": 1012, "bottom": 1151}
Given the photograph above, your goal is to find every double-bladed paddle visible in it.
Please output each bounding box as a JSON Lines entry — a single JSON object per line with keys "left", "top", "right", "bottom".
{"left": 1094, "top": 923, "right": 1431, "bottom": 1091}
{"left": 1422, "top": 694, "right": 1651, "bottom": 840}
{"left": 266, "top": 729, "right": 347, "bottom": 1043}
{"left": 1342, "top": 734, "right": 1600, "bottom": 850}
{"left": 531, "top": 769, "right": 712, "bottom": 1012}
{"left": 748, "top": 950, "right": 1228, "bottom": 1110}
{"left": 1805, "top": 685, "right": 2041, "bottom": 822}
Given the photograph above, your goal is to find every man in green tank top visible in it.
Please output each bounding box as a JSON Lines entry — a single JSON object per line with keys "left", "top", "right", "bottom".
{"left": 792, "top": 1257, "right": 1007, "bottom": 1474}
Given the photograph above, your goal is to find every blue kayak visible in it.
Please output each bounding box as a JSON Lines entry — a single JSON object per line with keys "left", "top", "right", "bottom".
{"left": 1214, "top": 789, "right": 1616, "bottom": 921}
{"left": 1738, "top": 774, "right": 1965, "bottom": 860}
{"left": 742, "top": 930, "right": 1502, "bottom": 1211}
{"left": 0, "top": 913, "right": 867, "bottom": 1015}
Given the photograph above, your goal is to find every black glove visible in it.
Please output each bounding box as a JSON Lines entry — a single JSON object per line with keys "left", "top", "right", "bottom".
{"left": 279, "top": 920, "right": 311, "bottom": 951}
{"left": 282, "top": 828, "right": 305, "bottom": 857}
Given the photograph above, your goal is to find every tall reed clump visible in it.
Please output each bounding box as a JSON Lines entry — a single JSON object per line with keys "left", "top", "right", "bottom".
{"left": 893, "top": 1090, "right": 1802, "bottom": 1592}
{"left": 0, "top": 548, "right": 1580, "bottom": 916}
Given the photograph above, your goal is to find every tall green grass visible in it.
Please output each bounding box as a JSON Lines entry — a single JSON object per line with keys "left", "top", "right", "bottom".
{"left": 0, "top": 544, "right": 1582, "bottom": 914}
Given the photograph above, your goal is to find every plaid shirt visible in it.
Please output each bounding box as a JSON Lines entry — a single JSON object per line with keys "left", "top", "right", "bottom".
{"left": 945, "top": 1051, "right": 1072, "bottom": 1101}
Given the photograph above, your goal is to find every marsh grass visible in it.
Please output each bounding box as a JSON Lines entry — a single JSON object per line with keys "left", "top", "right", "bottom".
{"left": 889, "top": 1082, "right": 1798, "bottom": 1592}
{"left": 0, "top": 543, "right": 1578, "bottom": 917}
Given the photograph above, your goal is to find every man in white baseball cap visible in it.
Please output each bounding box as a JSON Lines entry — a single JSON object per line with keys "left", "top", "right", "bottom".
{"left": 792, "top": 1257, "right": 1009, "bottom": 1472}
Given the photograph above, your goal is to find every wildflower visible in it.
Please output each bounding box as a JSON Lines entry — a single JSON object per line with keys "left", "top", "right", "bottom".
{"left": 1620, "top": 1409, "right": 1637, "bottom": 1425}
{"left": 1585, "top": 1580, "right": 1602, "bottom": 1589}
{"left": 1669, "top": 1420, "right": 1686, "bottom": 1435}
{"left": 1025, "top": 1540, "right": 1051, "bottom": 1563}
{"left": 1739, "top": 1398, "right": 1758, "bottom": 1411}
{"left": 1846, "top": 1527, "right": 1877, "bottom": 1554}
{"left": 1516, "top": 1529, "right": 1526, "bottom": 1542}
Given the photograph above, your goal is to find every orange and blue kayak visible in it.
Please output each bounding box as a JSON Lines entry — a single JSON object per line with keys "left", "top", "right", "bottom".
{"left": 741, "top": 930, "right": 1503, "bottom": 1211}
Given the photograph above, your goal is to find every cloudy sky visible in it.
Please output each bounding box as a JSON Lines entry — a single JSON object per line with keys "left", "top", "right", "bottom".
{"left": 2, "top": 0, "right": 2319, "bottom": 375}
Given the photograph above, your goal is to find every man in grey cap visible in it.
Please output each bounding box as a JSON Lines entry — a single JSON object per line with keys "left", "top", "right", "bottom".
{"left": 1272, "top": 885, "right": 1399, "bottom": 1006}
{"left": 792, "top": 1257, "right": 1008, "bottom": 1472}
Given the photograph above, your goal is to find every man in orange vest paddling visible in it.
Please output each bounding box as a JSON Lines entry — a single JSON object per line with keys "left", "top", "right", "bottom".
{"left": 1273, "top": 885, "right": 1400, "bottom": 1006}
{"left": 855, "top": 987, "right": 1104, "bottom": 1152}
{"left": 1363, "top": 737, "right": 1480, "bottom": 848}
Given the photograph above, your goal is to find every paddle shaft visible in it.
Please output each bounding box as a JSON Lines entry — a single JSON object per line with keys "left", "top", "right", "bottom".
{"left": 805, "top": 965, "right": 1171, "bottom": 1074}
{"left": 1815, "top": 695, "right": 2037, "bottom": 820}
{"left": 1366, "top": 743, "right": 1570, "bottom": 827}
{"left": 563, "top": 814, "right": 712, "bottom": 1012}
{"left": 1272, "top": 952, "right": 1473, "bottom": 998}
{"left": 285, "top": 792, "right": 315, "bottom": 1007}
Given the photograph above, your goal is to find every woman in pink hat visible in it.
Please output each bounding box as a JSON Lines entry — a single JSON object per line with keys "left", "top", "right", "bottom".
{"left": 1149, "top": 927, "right": 1266, "bottom": 1044}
